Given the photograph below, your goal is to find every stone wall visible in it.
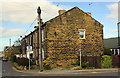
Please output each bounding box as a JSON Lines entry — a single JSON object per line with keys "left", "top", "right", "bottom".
{"left": 44, "top": 7, "right": 104, "bottom": 68}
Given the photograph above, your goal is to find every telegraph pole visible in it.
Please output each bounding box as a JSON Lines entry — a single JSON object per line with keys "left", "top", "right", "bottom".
{"left": 37, "top": 6, "right": 43, "bottom": 72}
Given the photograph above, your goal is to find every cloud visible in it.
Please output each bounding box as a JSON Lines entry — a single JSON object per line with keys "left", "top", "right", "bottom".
{"left": 0, "top": 0, "right": 119, "bottom": 2}
{"left": 0, "top": 0, "right": 67, "bottom": 25}
{"left": 107, "top": 3, "right": 118, "bottom": 22}
{"left": 108, "top": 29, "right": 120, "bottom": 32}
{"left": 47, "top": 0, "right": 118, "bottom": 2}
{"left": 0, "top": 27, "right": 26, "bottom": 37}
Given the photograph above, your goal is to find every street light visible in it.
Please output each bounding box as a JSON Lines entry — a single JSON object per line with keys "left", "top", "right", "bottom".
{"left": 79, "top": 44, "right": 82, "bottom": 68}
{"left": 37, "top": 7, "right": 41, "bottom": 15}
{"left": 117, "top": 22, "right": 120, "bottom": 49}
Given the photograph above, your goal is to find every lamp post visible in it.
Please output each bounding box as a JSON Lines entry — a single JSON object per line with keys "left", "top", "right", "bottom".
{"left": 118, "top": 22, "right": 120, "bottom": 49}
{"left": 37, "top": 6, "right": 43, "bottom": 72}
{"left": 9, "top": 38, "right": 12, "bottom": 60}
{"left": 79, "top": 43, "right": 82, "bottom": 68}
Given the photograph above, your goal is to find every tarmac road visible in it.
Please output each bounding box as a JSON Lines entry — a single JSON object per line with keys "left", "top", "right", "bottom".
{"left": 1, "top": 60, "right": 120, "bottom": 78}
{"left": 2, "top": 61, "right": 31, "bottom": 76}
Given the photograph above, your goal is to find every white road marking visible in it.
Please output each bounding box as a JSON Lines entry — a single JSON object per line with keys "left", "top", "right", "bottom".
{"left": 91, "top": 72, "right": 99, "bottom": 73}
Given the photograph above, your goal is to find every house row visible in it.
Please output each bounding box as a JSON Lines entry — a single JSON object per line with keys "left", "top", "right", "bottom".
{"left": 21, "top": 7, "right": 104, "bottom": 68}
{"left": 104, "top": 37, "right": 120, "bottom": 55}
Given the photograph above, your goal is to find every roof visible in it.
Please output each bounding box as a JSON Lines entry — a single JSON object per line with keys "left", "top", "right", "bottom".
{"left": 104, "top": 37, "right": 118, "bottom": 49}
{"left": 22, "top": 7, "right": 103, "bottom": 40}
{"left": 43, "top": 6, "right": 103, "bottom": 26}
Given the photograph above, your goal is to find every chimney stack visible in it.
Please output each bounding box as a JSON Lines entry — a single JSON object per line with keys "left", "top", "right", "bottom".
{"left": 34, "top": 26, "right": 39, "bottom": 30}
{"left": 58, "top": 10, "right": 66, "bottom": 15}
{"left": 86, "top": 12, "right": 91, "bottom": 16}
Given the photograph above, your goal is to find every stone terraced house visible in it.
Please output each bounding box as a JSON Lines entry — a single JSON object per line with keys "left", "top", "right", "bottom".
{"left": 21, "top": 7, "right": 104, "bottom": 68}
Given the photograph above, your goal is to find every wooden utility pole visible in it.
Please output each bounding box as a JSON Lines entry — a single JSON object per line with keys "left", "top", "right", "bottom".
{"left": 37, "top": 6, "right": 43, "bottom": 72}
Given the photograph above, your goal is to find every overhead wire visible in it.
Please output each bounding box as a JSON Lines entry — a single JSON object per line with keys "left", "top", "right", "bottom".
{"left": 22, "top": 16, "right": 38, "bottom": 36}
{"left": 21, "top": 5, "right": 60, "bottom": 38}
{"left": 12, "top": 16, "right": 38, "bottom": 46}
{"left": 9, "top": 5, "right": 61, "bottom": 47}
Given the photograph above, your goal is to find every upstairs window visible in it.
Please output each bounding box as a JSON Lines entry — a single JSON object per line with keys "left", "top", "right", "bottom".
{"left": 79, "top": 29, "right": 85, "bottom": 39}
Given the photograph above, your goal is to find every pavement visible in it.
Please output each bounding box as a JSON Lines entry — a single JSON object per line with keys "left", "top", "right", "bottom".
{"left": 12, "top": 66, "right": 119, "bottom": 75}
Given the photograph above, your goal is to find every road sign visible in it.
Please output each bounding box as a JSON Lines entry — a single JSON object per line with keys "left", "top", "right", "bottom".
{"left": 27, "top": 46, "right": 32, "bottom": 70}
{"left": 27, "top": 46, "right": 32, "bottom": 52}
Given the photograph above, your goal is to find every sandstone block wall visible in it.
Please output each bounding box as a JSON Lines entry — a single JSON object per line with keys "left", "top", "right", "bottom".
{"left": 44, "top": 7, "right": 104, "bottom": 68}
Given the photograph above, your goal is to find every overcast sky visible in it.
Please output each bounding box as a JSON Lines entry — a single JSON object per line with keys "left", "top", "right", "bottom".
{"left": 0, "top": 0, "right": 119, "bottom": 51}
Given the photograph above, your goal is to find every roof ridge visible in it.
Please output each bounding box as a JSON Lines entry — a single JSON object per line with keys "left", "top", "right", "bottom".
{"left": 43, "top": 6, "right": 80, "bottom": 23}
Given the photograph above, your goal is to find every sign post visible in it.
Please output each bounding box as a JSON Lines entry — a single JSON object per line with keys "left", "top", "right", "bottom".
{"left": 27, "top": 46, "right": 32, "bottom": 70}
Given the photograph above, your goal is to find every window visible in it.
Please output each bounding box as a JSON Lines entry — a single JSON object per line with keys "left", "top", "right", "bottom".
{"left": 79, "top": 29, "right": 85, "bottom": 39}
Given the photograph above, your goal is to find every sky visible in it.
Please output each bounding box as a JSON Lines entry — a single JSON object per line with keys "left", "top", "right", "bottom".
{"left": 0, "top": 0, "right": 119, "bottom": 51}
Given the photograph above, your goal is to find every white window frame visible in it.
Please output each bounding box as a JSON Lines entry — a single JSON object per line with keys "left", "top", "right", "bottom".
{"left": 79, "top": 29, "right": 86, "bottom": 39}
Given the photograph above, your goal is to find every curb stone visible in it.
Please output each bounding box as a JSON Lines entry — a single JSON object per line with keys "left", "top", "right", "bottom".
{"left": 12, "top": 67, "right": 119, "bottom": 75}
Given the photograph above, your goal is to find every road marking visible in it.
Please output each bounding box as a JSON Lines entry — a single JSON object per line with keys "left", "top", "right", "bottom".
{"left": 21, "top": 75, "right": 26, "bottom": 76}
{"left": 91, "top": 72, "right": 99, "bottom": 73}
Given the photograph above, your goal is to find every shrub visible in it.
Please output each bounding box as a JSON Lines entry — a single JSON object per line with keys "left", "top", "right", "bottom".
{"left": 21, "top": 58, "right": 29, "bottom": 66}
{"left": 74, "top": 68, "right": 82, "bottom": 70}
{"left": 104, "top": 48, "right": 112, "bottom": 55}
{"left": 87, "top": 67, "right": 95, "bottom": 69}
{"left": 31, "top": 65, "right": 39, "bottom": 69}
{"left": 30, "top": 66, "right": 36, "bottom": 69}
{"left": 31, "top": 59, "right": 36, "bottom": 65}
{"left": 15, "top": 58, "right": 29, "bottom": 67}
{"left": 43, "top": 60, "right": 52, "bottom": 70}
{"left": 10, "top": 55, "right": 16, "bottom": 62}
{"left": 71, "top": 61, "right": 89, "bottom": 68}
{"left": 71, "top": 66, "right": 82, "bottom": 70}
{"left": 71, "top": 60, "right": 80, "bottom": 66}
{"left": 101, "top": 55, "right": 112, "bottom": 68}
{"left": 82, "top": 61, "right": 89, "bottom": 68}
{"left": 64, "top": 66, "right": 72, "bottom": 70}
{"left": 36, "top": 57, "right": 39, "bottom": 60}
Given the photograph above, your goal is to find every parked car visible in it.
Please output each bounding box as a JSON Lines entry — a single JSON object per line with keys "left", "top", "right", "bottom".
{"left": 2, "top": 57, "right": 8, "bottom": 62}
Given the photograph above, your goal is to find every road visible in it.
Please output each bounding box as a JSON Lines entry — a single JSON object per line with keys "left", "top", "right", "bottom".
{"left": 1, "top": 60, "right": 120, "bottom": 78}
{"left": 2, "top": 61, "right": 32, "bottom": 76}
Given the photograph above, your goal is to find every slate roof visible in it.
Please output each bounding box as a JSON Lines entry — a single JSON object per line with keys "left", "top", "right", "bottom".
{"left": 104, "top": 37, "right": 118, "bottom": 49}
{"left": 22, "top": 6, "right": 103, "bottom": 40}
